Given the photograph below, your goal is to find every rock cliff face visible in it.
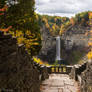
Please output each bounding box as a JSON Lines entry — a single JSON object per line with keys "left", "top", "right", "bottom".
{"left": 38, "top": 25, "right": 90, "bottom": 64}
{"left": 38, "top": 26, "right": 56, "bottom": 64}
{"left": 81, "top": 60, "right": 92, "bottom": 92}
{"left": 63, "top": 25, "right": 90, "bottom": 48}
{"left": 0, "top": 32, "right": 40, "bottom": 92}
{"left": 61, "top": 25, "right": 90, "bottom": 64}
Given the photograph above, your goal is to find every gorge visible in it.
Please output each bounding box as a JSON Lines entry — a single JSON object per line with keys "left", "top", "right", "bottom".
{"left": 0, "top": 0, "right": 92, "bottom": 92}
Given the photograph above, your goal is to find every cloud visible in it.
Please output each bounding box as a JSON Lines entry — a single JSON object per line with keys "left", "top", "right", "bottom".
{"left": 35, "top": 0, "right": 92, "bottom": 17}
{"left": 35, "top": 0, "right": 50, "bottom": 5}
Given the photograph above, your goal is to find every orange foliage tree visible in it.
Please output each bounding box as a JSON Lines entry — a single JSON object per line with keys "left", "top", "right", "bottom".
{"left": 87, "top": 12, "right": 92, "bottom": 60}
{"left": 0, "top": 5, "right": 8, "bottom": 12}
{"left": 0, "top": 26, "right": 12, "bottom": 32}
{"left": 0, "top": 5, "right": 12, "bottom": 32}
{"left": 87, "top": 49, "right": 92, "bottom": 60}
{"left": 88, "top": 12, "right": 92, "bottom": 47}
{"left": 70, "top": 17, "right": 75, "bottom": 26}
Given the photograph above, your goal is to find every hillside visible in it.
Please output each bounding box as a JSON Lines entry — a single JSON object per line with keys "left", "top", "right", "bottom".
{"left": 37, "top": 14, "right": 69, "bottom": 36}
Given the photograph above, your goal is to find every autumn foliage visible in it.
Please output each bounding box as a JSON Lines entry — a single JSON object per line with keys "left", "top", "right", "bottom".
{"left": 87, "top": 49, "right": 92, "bottom": 59}
{"left": 37, "top": 14, "right": 69, "bottom": 36}
{"left": 0, "top": 26, "right": 12, "bottom": 32}
{"left": 0, "top": 0, "right": 41, "bottom": 56}
{"left": 0, "top": 4, "right": 12, "bottom": 32}
{"left": 0, "top": 5, "right": 8, "bottom": 12}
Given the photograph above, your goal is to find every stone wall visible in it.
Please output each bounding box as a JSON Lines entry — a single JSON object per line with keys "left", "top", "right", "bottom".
{"left": 81, "top": 60, "right": 92, "bottom": 92}
{"left": 0, "top": 32, "right": 40, "bottom": 92}
{"left": 69, "top": 63, "right": 87, "bottom": 81}
{"left": 69, "top": 60, "right": 92, "bottom": 92}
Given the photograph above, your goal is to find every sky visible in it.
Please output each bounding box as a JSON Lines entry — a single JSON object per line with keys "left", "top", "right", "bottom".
{"left": 35, "top": 0, "right": 92, "bottom": 18}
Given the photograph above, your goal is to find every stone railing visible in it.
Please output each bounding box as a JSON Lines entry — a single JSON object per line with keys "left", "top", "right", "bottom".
{"left": 32, "top": 62, "right": 73, "bottom": 81}
{"left": 69, "top": 62, "right": 87, "bottom": 81}
{"left": 46, "top": 65, "right": 73, "bottom": 74}
{"left": 32, "top": 61, "right": 49, "bottom": 81}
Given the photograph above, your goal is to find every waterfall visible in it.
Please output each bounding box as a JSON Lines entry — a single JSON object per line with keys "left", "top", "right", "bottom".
{"left": 56, "top": 36, "right": 61, "bottom": 61}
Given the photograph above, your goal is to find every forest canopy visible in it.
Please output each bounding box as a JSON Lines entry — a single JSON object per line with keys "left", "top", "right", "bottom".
{"left": 37, "top": 11, "right": 90, "bottom": 36}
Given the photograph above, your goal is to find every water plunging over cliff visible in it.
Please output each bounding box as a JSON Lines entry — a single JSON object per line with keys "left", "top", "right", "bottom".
{"left": 56, "top": 36, "right": 61, "bottom": 61}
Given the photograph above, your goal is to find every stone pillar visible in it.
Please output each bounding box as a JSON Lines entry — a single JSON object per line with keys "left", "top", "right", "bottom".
{"left": 41, "top": 66, "right": 49, "bottom": 81}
